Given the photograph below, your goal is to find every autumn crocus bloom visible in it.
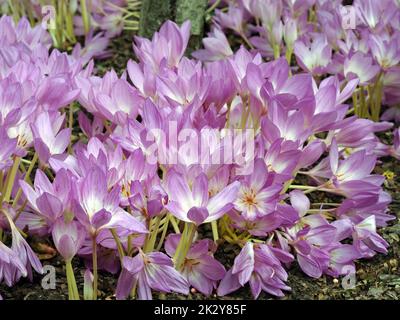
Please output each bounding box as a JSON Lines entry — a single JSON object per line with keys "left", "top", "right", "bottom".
{"left": 165, "top": 235, "right": 225, "bottom": 296}
{"left": 165, "top": 171, "right": 240, "bottom": 225}
{"left": 19, "top": 169, "right": 73, "bottom": 231}
{"left": 0, "top": 240, "right": 27, "bottom": 286}
{"left": 218, "top": 242, "right": 293, "bottom": 298}
{"left": 329, "top": 139, "right": 383, "bottom": 197}
{"left": 73, "top": 167, "right": 148, "bottom": 236}
{"left": 0, "top": 207, "right": 43, "bottom": 284}
{"left": 294, "top": 34, "right": 332, "bottom": 75}
{"left": 52, "top": 218, "right": 85, "bottom": 262}
{"left": 31, "top": 112, "right": 71, "bottom": 163}
{"left": 116, "top": 251, "right": 189, "bottom": 300}
{"left": 192, "top": 28, "right": 233, "bottom": 62}
{"left": 234, "top": 159, "right": 282, "bottom": 221}
{"left": 344, "top": 52, "right": 380, "bottom": 85}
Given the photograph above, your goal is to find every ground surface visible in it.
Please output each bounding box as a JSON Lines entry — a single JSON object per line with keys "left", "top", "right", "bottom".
{"left": 1, "top": 32, "right": 399, "bottom": 300}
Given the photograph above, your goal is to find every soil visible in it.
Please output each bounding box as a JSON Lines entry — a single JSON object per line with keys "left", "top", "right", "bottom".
{"left": 1, "top": 31, "right": 399, "bottom": 300}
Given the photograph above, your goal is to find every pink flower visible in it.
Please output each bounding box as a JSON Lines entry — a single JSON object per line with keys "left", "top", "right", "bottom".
{"left": 52, "top": 218, "right": 85, "bottom": 262}
{"left": 165, "top": 235, "right": 225, "bottom": 296}
{"left": 218, "top": 242, "right": 293, "bottom": 298}
{"left": 165, "top": 170, "right": 240, "bottom": 225}
{"left": 116, "top": 251, "right": 189, "bottom": 300}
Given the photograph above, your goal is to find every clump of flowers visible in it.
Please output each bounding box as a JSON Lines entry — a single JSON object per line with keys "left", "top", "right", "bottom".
{"left": 0, "top": 0, "right": 399, "bottom": 301}
{"left": 0, "top": 0, "right": 140, "bottom": 57}
{"left": 198, "top": 0, "right": 400, "bottom": 123}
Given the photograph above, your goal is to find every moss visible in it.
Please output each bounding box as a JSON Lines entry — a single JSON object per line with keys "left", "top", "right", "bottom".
{"left": 138, "top": 0, "right": 176, "bottom": 39}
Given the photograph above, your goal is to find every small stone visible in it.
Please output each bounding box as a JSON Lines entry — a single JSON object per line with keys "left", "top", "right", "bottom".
{"left": 390, "top": 259, "right": 398, "bottom": 268}
{"left": 333, "top": 278, "right": 339, "bottom": 285}
{"left": 384, "top": 263, "right": 389, "bottom": 270}
{"left": 190, "top": 288, "right": 197, "bottom": 294}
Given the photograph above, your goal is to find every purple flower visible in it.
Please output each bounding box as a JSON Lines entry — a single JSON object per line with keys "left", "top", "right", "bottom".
{"left": 369, "top": 33, "right": 400, "bottom": 69}
{"left": 325, "top": 244, "right": 361, "bottom": 277}
{"left": 0, "top": 240, "right": 27, "bottom": 286}
{"left": 20, "top": 169, "right": 73, "bottom": 230}
{"left": 328, "top": 139, "right": 383, "bottom": 197}
{"left": 134, "top": 20, "right": 191, "bottom": 70}
{"left": 234, "top": 159, "right": 281, "bottom": 220}
{"left": 294, "top": 34, "right": 332, "bottom": 75}
{"left": 116, "top": 251, "right": 189, "bottom": 300}
{"left": 31, "top": 112, "right": 71, "bottom": 163}
{"left": 73, "top": 167, "right": 148, "bottom": 236}
{"left": 52, "top": 218, "right": 85, "bottom": 262}
{"left": 218, "top": 242, "right": 293, "bottom": 298}
{"left": 165, "top": 170, "right": 240, "bottom": 225}
{"left": 192, "top": 29, "right": 233, "bottom": 62}
{"left": 344, "top": 52, "right": 380, "bottom": 85}
{"left": 353, "top": 215, "right": 389, "bottom": 256}
{"left": 165, "top": 235, "right": 225, "bottom": 296}
{"left": 0, "top": 207, "right": 43, "bottom": 284}
{"left": 94, "top": 79, "right": 141, "bottom": 125}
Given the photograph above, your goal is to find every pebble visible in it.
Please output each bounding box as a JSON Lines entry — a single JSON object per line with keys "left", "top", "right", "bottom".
{"left": 333, "top": 278, "right": 339, "bottom": 285}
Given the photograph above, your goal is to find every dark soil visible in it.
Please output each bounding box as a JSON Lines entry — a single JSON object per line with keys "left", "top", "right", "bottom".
{"left": 1, "top": 32, "right": 399, "bottom": 300}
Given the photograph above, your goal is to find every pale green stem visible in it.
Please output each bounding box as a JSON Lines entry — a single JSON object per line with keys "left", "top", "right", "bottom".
{"left": 1, "top": 157, "right": 20, "bottom": 206}
{"left": 211, "top": 221, "right": 219, "bottom": 242}
{"left": 111, "top": 229, "right": 125, "bottom": 264}
{"left": 92, "top": 235, "right": 98, "bottom": 300}
{"left": 66, "top": 260, "right": 80, "bottom": 300}
{"left": 173, "top": 223, "right": 196, "bottom": 271}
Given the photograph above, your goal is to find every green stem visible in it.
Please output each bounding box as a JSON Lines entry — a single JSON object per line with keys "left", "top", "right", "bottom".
{"left": 169, "top": 215, "right": 181, "bottom": 234}
{"left": 156, "top": 214, "right": 170, "bottom": 251}
{"left": 173, "top": 223, "right": 196, "bottom": 271}
{"left": 111, "top": 229, "right": 125, "bottom": 264}
{"left": 206, "top": 0, "right": 221, "bottom": 14}
{"left": 80, "top": 0, "right": 91, "bottom": 35}
{"left": 239, "top": 32, "right": 254, "bottom": 50}
{"left": 211, "top": 221, "right": 219, "bottom": 242}
{"left": 1, "top": 157, "right": 20, "bottom": 206}
{"left": 66, "top": 260, "right": 79, "bottom": 300}
{"left": 92, "top": 235, "right": 98, "bottom": 300}
{"left": 143, "top": 215, "right": 162, "bottom": 253}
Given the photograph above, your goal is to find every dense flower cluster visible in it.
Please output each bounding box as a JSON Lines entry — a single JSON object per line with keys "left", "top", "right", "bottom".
{"left": 199, "top": 0, "right": 400, "bottom": 123}
{"left": 0, "top": 0, "right": 399, "bottom": 300}
{"left": 0, "top": 0, "right": 140, "bottom": 58}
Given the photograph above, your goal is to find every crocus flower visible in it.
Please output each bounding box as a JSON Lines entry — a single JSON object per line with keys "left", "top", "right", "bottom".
{"left": 52, "top": 218, "right": 85, "bottom": 262}
{"left": 353, "top": 215, "right": 389, "bottom": 257}
{"left": 165, "top": 171, "right": 240, "bottom": 225}
{"left": 73, "top": 167, "right": 148, "bottom": 236}
{"left": 218, "top": 242, "right": 293, "bottom": 298}
{"left": 31, "top": 112, "right": 71, "bottom": 163}
{"left": 294, "top": 34, "right": 332, "bottom": 75}
{"left": 116, "top": 251, "right": 189, "bottom": 300}
{"left": 0, "top": 207, "right": 43, "bottom": 283}
{"left": 344, "top": 52, "right": 380, "bottom": 85}
{"left": 234, "top": 159, "right": 282, "bottom": 221}
{"left": 328, "top": 139, "right": 383, "bottom": 197}
{"left": 165, "top": 235, "right": 225, "bottom": 296}
{"left": 369, "top": 33, "right": 400, "bottom": 69}
{"left": 325, "top": 244, "right": 361, "bottom": 277}
{"left": 19, "top": 169, "right": 73, "bottom": 231}
{"left": 192, "top": 29, "right": 234, "bottom": 62}
{"left": 0, "top": 240, "right": 27, "bottom": 286}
